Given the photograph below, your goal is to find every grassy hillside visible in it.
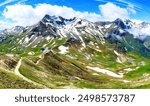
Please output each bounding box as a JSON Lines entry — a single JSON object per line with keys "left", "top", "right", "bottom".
{"left": 0, "top": 34, "right": 150, "bottom": 89}
{"left": 0, "top": 69, "right": 39, "bottom": 89}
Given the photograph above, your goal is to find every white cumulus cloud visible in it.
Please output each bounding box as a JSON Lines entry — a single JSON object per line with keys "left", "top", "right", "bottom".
{"left": 99, "top": 2, "right": 136, "bottom": 21}
{"left": 2, "top": 3, "right": 102, "bottom": 28}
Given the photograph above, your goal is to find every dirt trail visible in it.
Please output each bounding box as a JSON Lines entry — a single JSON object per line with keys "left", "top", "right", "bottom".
{"left": 14, "top": 57, "right": 48, "bottom": 89}
{"left": 36, "top": 55, "right": 44, "bottom": 65}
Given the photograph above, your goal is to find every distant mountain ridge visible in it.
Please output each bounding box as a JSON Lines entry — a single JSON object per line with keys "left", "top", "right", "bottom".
{"left": 1, "top": 15, "right": 150, "bottom": 42}
{"left": 1, "top": 15, "right": 150, "bottom": 56}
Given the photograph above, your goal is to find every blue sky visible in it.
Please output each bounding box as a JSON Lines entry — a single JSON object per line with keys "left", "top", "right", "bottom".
{"left": 0, "top": 0, "right": 150, "bottom": 29}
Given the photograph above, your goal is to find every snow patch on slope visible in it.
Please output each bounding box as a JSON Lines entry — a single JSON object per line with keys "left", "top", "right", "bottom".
{"left": 86, "top": 66, "right": 123, "bottom": 78}
{"left": 58, "top": 45, "right": 68, "bottom": 54}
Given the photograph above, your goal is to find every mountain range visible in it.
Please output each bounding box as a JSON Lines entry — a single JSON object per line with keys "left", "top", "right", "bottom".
{"left": 0, "top": 14, "right": 150, "bottom": 89}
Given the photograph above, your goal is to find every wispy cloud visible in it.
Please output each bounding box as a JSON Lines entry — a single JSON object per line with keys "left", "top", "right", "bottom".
{"left": 0, "top": 0, "right": 18, "bottom": 6}
{"left": 96, "top": 0, "right": 142, "bottom": 10}
{"left": 17, "top": 0, "right": 28, "bottom": 4}
{"left": 116, "top": 0, "right": 142, "bottom": 10}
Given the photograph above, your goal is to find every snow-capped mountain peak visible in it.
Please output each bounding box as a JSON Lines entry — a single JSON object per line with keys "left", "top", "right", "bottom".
{"left": 41, "top": 14, "right": 76, "bottom": 27}
{"left": 0, "top": 26, "right": 24, "bottom": 35}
